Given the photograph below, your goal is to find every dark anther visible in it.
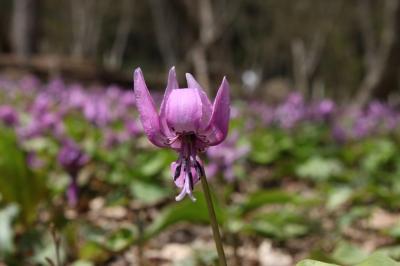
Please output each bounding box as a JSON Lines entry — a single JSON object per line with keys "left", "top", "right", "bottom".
{"left": 188, "top": 172, "right": 194, "bottom": 190}
{"left": 174, "top": 164, "right": 182, "bottom": 181}
{"left": 195, "top": 160, "right": 205, "bottom": 177}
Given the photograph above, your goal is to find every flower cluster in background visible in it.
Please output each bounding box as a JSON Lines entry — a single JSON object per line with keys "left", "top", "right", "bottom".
{"left": 0, "top": 76, "right": 399, "bottom": 187}
{"left": 0, "top": 75, "right": 400, "bottom": 265}
{"left": 248, "top": 92, "right": 399, "bottom": 140}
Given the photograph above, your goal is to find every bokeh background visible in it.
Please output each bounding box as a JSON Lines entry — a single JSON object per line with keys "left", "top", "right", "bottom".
{"left": 1, "top": 0, "right": 400, "bottom": 265}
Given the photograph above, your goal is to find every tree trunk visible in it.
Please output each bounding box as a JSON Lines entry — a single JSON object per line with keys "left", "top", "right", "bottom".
{"left": 355, "top": 0, "right": 400, "bottom": 106}
{"left": 148, "top": 0, "right": 177, "bottom": 67}
{"left": 291, "top": 39, "right": 309, "bottom": 96}
{"left": 11, "top": 0, "right": 38, "bottom": 59}
{"left": 104, "top": 0, "right": 133, "bottom": 69}
{"left": 191, "top": 45, "right": 210, "bottom": 90}
{"left": 70, "top": 0, "right": 109, "bottom": 60}
{"left": 291, "top": 33, "right": 324, "bottom": 99}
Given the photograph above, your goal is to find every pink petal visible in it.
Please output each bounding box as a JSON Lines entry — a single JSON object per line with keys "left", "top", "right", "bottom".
{"left": 186, "top": 73, "right": 213, "bottom": 130}
{"left": 175, "top": 187, "right": 187, "bottom": 201}
{"left": 160, "top": 67, "right": 178, "bottom": 136}
{"left": 204, "top": 77, "right": 230, "bottom": 146}
{"left": 186, "top": 72, "right": 203, "bottom": 90}
{"left": 171, "top": 162, "right": 185, "bottom": 188}
{"left": 171, "top": 161, "right": 199, "bottom": 202}
{"left": 133, "top": 68, "right": 167, "bottom": 147}
{"left": 166, "top": 88, "right": 203, "bottom": 133}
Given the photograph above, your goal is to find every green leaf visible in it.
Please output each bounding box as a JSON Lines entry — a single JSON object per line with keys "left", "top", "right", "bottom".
{"left": 338, "top": 206, "right": 370, "bottom": 229}
{"left": 296, "top": 254, "right": 400, "bottom": 266}
{"left": 104, "top": 227, "right": 137, "bottom": 252}
{"left": 71, "top": 260, "right": 94, "bottom": 266}
{"left": 248, "top": 210, "right": 310, "bottom": 239}
{"left": 326, "top": 186, "right": 352, "bottom": 211}
{"left": 331, "top": 242, "right": 368, "bottom": 265}
{"left": 296, "top": 259, "right": 339, "bottom": 266}
{"left": 0, "top": 204, "right": 19, "bottom": 256}
{"left": 296, "top": 156, "right": 343, "bottom": 181}
{"left": 238, "top": 190, "right": 302, "bottom": 215}
{"left": 249, "top": 131, "right": 292, "bottom": 164}
{"left": 23, "top": 137, "right": 57, "bottom": 153}
{"left": 376, "top": 245, "right": 400, "bottom": 260}
{"left": 130, "top": 180, "right": 170, "bottom": 204}
{"left": 139, "top": 151, "right": 172, "bottom": 177}
{"left": 0, "top": 128, "right": 46, "bottom": 224}
{"left": 143, "top": 192, "right": 225, "bottom": 241}
{"left": 31, "top": 232, "right": 66, "bottom": 265}
{"left": 355, "top": 253, "right": 400, "bottom": 266}
{"left": 79, "top": 242, "right": 109, "bottom": 262}
{"left": 361, "top": 139, "right": 395, "bottom": 173}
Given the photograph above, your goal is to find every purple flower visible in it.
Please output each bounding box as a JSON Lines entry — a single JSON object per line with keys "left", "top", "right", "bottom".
{"left": 207, "top": 131, "right": 249, "bottom": 182}
{"left": 134, "top": 67, "right": 230, "bottom": 201}
{"left": 67, "top": 178, "right": 79, "bottom": 207}
{"left": 31, "top": 93, "right": 52, "bottom": 115}
{"left": 121, "top": 91, "right": 136, "bottom": 107}
{"left": 332, "top": 124, "right": 347, "bottom": 143}
{"left": 58, "top": 140, "right": 89, "bottom": 206}
{"left": 0, "top": 105, "right": 19, "bottom": 126}
{"left": 67, "top": 84, "right": 87, "bottom": 109}
{"left": 83, "top": 97, "right": 110, "bottom": 126}
{"left": 19, "top": 75, "right": 40, "bottom": 92}
{"left": 367, "top": 101, "right": 389, "bottom": 118}
{"left": 58, "top": 140, "right": 89, "bottom": 176}
{"left": 316, "top": 99, "right": 335, "bottom": 119}
{"left": 125, "top": 119, "right": 142, "bottom": 136}
{"left": 275, "top": 92, "right": 305, "bottom": 128}
{"left": 26, "top": 152, "right": 44, "bottom": 169}
{"left": 249, "top": 102, "right": 274, "bottom": 125}
{"left": 20, "top": 111, "right": 64, "bottom": 139}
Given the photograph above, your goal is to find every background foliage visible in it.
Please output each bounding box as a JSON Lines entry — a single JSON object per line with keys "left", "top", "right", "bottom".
{"left": 1, "top": 0, "right": 400, "bottom": 265}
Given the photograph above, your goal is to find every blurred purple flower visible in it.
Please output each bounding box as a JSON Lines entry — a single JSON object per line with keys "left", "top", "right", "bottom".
{"left": 352, "top": 116, "right": 375, "bottom": 138}
{"left": 287, "top": 92, "right": 303, "bottom": 105}
{"left": 46, "top": 77, "right": 65, "bottom": 93}
{"left": 58, "top": 139, "right": 89, "bottom": 175}
{"left": 103, "top": 129, "right": 130, "bottom": 147}
{"left": 207, "top": 132, "right": 249, "bottom": 182}
{"left": 58, "top": 139, "right": 89, "bottom": 206}
{"left": 28, "top": 112, "right": 64, "bottom": 138}
{"left": 367, "top": 101, "right": 390, "bottom": 118}
{"left": 26, "top": 152, "right": 44, "bottom": 169}
{"left": 121, "top": 91, "right": 136, "bottom": 107}
{"left": 0, "top": 105, "right": 19, "bottom": 126}
{"left": 275, "top": 92, "right": 305, "bottom": 128}
{"left": 125, "top": 119, "right": 142, "bottom": 136}
{"left": 134, "top": 67, "right": 230, "bottom": 201}
{"left": 67, "top": 84, "right": 87, "bottom": 109}
{"left": 83, "top": 97, "right": 110, "bottom": 126}
{"left": 106, "top": 85, "right": 122, "bottom": 101}
{"left": 249, "top": 102, "right": 274, "bottom": 125}
{"left": 19, "top": 75, "right": 40, "bottom": 92}
{"left": 31, "top": 93, "right": 51, "bottom": 114}
{"left": 332, "top": 124, "right": 347, "bottom": 143}
{"left": 314, "top": 99, "right": 335, "bottom": 120}
{"left": 67, "top": 178, "right": 79, "bottom": 207}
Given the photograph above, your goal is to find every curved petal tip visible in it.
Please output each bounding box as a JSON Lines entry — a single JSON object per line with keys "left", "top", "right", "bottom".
{"left": 203, "top": 76, "right": 230, "bottom": 146}
{"left": 168, "top": 67, "right": 178, "bottom": 88}
{"left": 133, "top": 67, "right": 167, "bottom": 147}
{"left": 185, "top": 73, "right": 203, "bottom": 90}
{"left": 134, "top": 67, "right": 142, "bottom": 77}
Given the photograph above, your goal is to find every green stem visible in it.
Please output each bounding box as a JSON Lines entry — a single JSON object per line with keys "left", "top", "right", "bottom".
{"left": 200, "top": 173, "right": 227, "bottom": 266}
